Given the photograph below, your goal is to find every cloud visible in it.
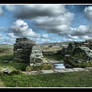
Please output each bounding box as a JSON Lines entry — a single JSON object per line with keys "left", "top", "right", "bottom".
{"left": 5, "top": 5, "right": 67, "bottom": 19}
{"left": 5, "top": 5, "right": 92, "bottom": 42}
{"left": 33, "top": 14, "right": 73, "bottom": 35}
{"left": 68, "top": 24, "right": 92, "bottom": 40}
{"left": 71, "top": 25, "right": 89, "bottom": 36}
{"left": 7, "top": 33, "right": 16, "bottom": 38}
{"left": 41, "top": 34, "right": 48, "bottom": 39}
{"left": 1, "top": 38, "right": 15, "bottom": 44}
{"left": 84, "top": 6, "right": 92, "bottom": 21}
{"left": 0, "top": 34, "right": 3, "bottom": 40}
{"left": 10, "top": 19, "right": 38, "bottom": 38}
{"left": 0, "top": 27, "right": 6, "bottom": 33}
{"left": 0, "top": 6, "right": 3, "bottom": 15}
{"left": 5, "top": 5, "right": 74, "bottom": 36}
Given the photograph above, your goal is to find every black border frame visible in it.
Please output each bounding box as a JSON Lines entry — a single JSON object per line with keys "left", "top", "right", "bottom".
{"left": 0, "top": 0, "right": 92, "bottom": 89}
{"left": 0, "top": 0, "right": 92, "bottom": 4}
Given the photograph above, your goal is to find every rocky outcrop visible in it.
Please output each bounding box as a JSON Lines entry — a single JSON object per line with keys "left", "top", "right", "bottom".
{"left": 13, "top": 37, "right": 92, "bottom": 68}
{"left": 14, "top": 38, "right": 35, "bottom": 64}
{"left": 62, "top": 43, "right": 92, "bottom": 68}
{"left": 30, "top": 45, "right": 44, "bottom": 65}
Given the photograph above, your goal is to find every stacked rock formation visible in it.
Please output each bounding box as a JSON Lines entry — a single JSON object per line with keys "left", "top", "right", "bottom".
{"left": 62, "top": 43, "right": 92, "bottom": 68}
{"left": 14, "top": 38, "right": 35, "bottom": 64}
{"left": 30, "top": 45, "right": 44, "bottom": 66}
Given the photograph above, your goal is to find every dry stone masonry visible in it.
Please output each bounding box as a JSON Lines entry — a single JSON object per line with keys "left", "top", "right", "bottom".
{"left": 30, "top": 45, "right": 44, "bottom": 66}
{"left": 62, "top": 42, "right": 92, "bottom": 68}
{"left": 14, "top": 38, "right": 45, "bottom": 66}
{"left": 13, "top": 37, "right": 92, "bottom": 68}
{"left": 14, "top": 38, "right": 35, "bottom": 64}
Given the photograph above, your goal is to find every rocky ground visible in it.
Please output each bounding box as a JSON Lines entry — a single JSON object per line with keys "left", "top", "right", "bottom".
{"left": 23, "top": 67, "right": 92, "bottom": 75}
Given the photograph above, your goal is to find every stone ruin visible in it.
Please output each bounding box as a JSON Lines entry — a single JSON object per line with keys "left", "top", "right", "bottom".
{"left": 30, "top": 45, "right": 44, "bottom": 66}
{"left": 14, "top": 38, "right": 35, "bottom": 64}
{"left": 14, "top": 38, "right": 44, "bottom": 65}
{"left": 14, "top": 37, "right": 92, "bottom": 68}
{"left": 62, "top": 42, "right": 92, "bottom": 68}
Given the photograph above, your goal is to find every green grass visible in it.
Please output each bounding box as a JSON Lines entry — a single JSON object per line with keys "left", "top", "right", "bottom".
{"left": 0, "top": 46, "right": 28, "bottom": 71}
{"left": 0, "top": 44, "right": 92, "bottom": 87}
{"left": 0, "top": 54, "right": 27, "bottom": 71}
{"left": 44, "top": 53, "right": 62, "bottom": 61}
{"left": 0, "top": 71, "right": 92, "bottom": 87}
{"left": 26, "top": 63, "right": 53, "bottom": 71}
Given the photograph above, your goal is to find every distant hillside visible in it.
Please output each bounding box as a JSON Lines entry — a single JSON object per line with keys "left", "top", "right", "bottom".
{"left": 40, "top": 40, "right": 85, "bottom": 47}
{"left": 0, "top": 44, "right": 13, "bottom": 49}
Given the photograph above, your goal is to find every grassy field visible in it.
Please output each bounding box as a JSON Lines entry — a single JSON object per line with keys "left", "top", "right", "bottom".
{"left": 0, "top": 44, "right": 92, "bottom": 87}
{"left": 0, "top": 71, "right": 92, "bottom": 87}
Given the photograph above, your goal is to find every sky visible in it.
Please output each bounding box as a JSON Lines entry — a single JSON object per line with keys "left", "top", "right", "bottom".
{"left": 0, "top": 4, "right": 92, "bottom": 44}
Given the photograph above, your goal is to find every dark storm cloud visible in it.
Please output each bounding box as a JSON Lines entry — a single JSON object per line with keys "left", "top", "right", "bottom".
{"left": 5, "top": 5, "right": 66, "bottom": 19}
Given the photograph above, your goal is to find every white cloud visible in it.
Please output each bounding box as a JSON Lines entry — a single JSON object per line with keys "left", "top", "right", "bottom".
{"left": 5, "top": 5, "right": 92, "bottom": 42}
{"left": 10, "top": 19, "right": 38, "bottom": 38}
{"left": 78, "top": 25, "right": 88, "bottom": 32}
{"left": 71, "top": 25, "right": 89, "bottom": 36}
{"left": 82, "top": 35, "right": 90, "bottom": 39}
{"left": 1, "top": 38, "right": 15, "bottom": 44}
{"left": 84, "top": 6, "right": 92, "bottom": 21}
{"left": 68, "top": 24, "right": 92, "bottom": 40}
{"left": 68, "top": 35, "right": 79, "bottom": 39}
{"left": 8, "top": 33, "right": 16, "bottom": 38}
{"left": 32, "top": 10, "right": 74, "bottom": 35}
{"left": 42, "top": 34, "right": 48, "bottom": 39}
{"left": 5, "top": 5, "right": 74, "bottom": 36}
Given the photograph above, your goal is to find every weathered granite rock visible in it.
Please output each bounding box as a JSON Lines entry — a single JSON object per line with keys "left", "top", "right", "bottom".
{"left": 40, "top": 70, "right": 54, "bottom": 74}
{"left": 14, "top": 38, "right": 35, "bottom": 64}
{"left": 30, "top": 45, "right": 44, "bottom": 65}
{"left": 62, "top": 43, "right": 92, "bottom": 68}
{"left": 1, "top": 68, "right": 12, "bottom": 74}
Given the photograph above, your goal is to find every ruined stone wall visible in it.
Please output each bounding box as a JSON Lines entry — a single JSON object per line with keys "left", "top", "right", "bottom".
{"left": 14, "top": 38, "right": 35, "bottom": 64}
{"left": 62, "top": 43, "right": 92, "bottom": 68}
{"left": 30, "top": 45, "right": 44, "bottom": 65}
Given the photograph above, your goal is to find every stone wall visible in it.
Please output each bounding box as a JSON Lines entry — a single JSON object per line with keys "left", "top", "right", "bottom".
{"left": 62, "top": 43, "right": 92, "bottom": 68}
{"left": 14, "top": 38, "right": 35, "bottom": 64}
{"left": 30, "top": 45, "right": 44, "bottom": 65}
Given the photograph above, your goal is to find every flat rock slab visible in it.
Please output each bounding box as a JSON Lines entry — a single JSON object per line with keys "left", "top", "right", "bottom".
{"left": 40, "top": 70, "right": 54, "bottom": 74}
{"left": 73, "top": 68, "right": 85, "bottom": 71}
{"left": 23, "top": 67, "right": 92, "bottom": 75}
{"left": 85, "top": 67, "right": 92, "bottom": 70}
{"left": 54, "top": 69, "right": 74, "bottom": 73}
{"left": 23, "top": 71, "right": 39, "bottom": 75}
